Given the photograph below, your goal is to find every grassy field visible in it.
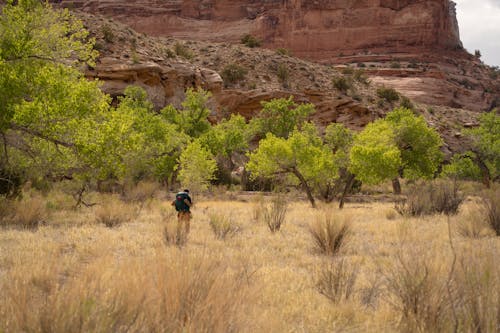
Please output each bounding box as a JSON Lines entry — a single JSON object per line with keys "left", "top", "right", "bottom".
{"left": 0, "top": 188, "right": 499, "bottom": 332}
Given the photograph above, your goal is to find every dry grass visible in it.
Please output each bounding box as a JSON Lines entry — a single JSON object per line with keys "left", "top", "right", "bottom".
{"left": 309, "top": 211, "right": 352, "bottom": 256}
{"left": 262, "top": 194, "right": 288, "bottom": 232}
{"left": 0, "top": 191, "right": 498, "bottom": 332}
{"left": 481, "top": 188, "right": 500, "bottom": 236}
{"left": 94, "top": 197, "right": 136, "bottom": 228}
{"left": 456, "top": 203, "right": 492, "bottom": 238}
{"left": 209, "top": 212, "right": 238, "bottom": 240}
{"left": 0, "top": 195, "right": 48, "bottom": 229}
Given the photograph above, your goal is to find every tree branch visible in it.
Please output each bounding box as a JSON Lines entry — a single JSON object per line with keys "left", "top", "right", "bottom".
{"left": 10, "top": 123, "right": 75, "bottom": 148}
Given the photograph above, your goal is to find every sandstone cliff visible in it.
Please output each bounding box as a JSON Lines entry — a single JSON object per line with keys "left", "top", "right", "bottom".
{"left": 52, "top": 0, "right": 499, "bottom": 112}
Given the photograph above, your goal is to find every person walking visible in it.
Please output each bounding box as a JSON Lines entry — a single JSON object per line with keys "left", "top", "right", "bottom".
{"left": 172, "top": 189, "right": 192, "bottom": 233}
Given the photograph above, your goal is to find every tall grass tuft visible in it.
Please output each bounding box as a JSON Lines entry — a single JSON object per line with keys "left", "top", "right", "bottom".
{"left": 94, "top": 198, "right": 134, "bottom": 228}
{"left": 163, "top": 220, "right": 189, "bottom": 248}
{"left": 456, "top": 204, "right": 491, "bottom": 238}
{"left": 309, "top": 212, "right": 352, "bottom": 256}
{"left": 209, "top": 212, "right": 238, "bottom": 240}
{"left": 481, "top": 188, "right": 500, "bottom": 236}
{"left": 395, "top": 180, "right": 464, "bottom": 216}
{"left": 316, "top": 258, "right": 358, "bottom": 304}
{"left": 262, "top": 195, "right": 288, "bottom": 232}
{"left": 0, "top": 196, "right": 47, "bottom": 229}
{"left": 0, "top": 253, "right": 254, "bottom": 332}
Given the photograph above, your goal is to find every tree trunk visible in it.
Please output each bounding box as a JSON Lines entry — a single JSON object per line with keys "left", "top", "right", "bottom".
{"left": 291, "top": 168, "right": 316, "bottom": 208}
{"left": 475, "top": 157, "right": 491, "bottom": 188}
{"left": 339, "top": 173, "right": 356, "bottom": 209}
{"left": 392, "top": 178, "right": 402, "bottom": 195}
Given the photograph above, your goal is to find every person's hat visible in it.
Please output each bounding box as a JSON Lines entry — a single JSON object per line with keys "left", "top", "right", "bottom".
{"left": 183, "top": 189, "right": 189, "bottom": 193}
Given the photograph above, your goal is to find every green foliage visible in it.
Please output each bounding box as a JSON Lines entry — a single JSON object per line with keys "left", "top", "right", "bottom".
{"left": 241, "top": 34, "right": 261, "bottom": 48}
{"left": 441, "top": 153, "right": 482, "bottom": 181}
{"left": 250, "top": 97, "right": 315, "bottom": 138}
{"left": 178, "top": 140, "right": 217, "bottom": 192}
{"left": 349, "top": 120, "right": 401, "bottom": 184}
{"left": 350, "top": 108, "right": 443, "bottom": 185}
{"left": 377, "top": 87, "right": 400, "bottom": 103}
{"left": 221, "top": 63, "right": 247, "bottom": 87}
{"left": 386, "top": 108, "right": 443, "bottom": 180}
{"left": 324, "top": 123, "right": 354, "bottom": 170}
{"left": 247, "top": 123, "right": 338, "bottom": 207}
{"left": 465, "top": 109, "right": 500, "bottom": 180}
{"left": 162, "top": 88, "right": 212, "bottom": 138}
{"left": 400, "top": 96, "right": 414, "bottom": 110}
{"left": 199, "top": 114, "right": 251, "bottom": 158}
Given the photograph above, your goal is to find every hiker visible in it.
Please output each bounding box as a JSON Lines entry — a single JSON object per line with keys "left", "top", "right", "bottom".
{"left": 172, "top": 189, "right": 192, "bottom": 232}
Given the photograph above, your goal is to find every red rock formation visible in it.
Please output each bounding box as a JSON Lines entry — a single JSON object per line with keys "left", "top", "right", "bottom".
{"left": 55, "top": 0, "right": 462, "bottom": 61}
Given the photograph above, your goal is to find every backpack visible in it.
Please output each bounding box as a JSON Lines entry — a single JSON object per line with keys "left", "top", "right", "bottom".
{"left": 174, "top": 192, "right": 190, "bottom": 212}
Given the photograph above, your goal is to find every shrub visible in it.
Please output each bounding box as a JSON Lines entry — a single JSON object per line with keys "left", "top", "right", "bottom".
{"left": 341, "top": 67, "right": 354, "bottom": 75}
{"left": 400, "top": 96, "right": 414, "bottom": 110}
{"left": 332, "top": 76, "right": 351, "bottom": 92}
{"left": 277, "top": 63, "right": 289, "bottom": 86}
{"left": 174, "top": 42, "right": 193, "bottom": 60}
{"left": 101, "top": 24, "right": 114, "bottom": 43}
{"left": 0, "top": 196, "right": 47, "bottom": 229}
{"left": 122, "top": 181, "right": 159, "bottom": 203}
{"left": 481, "top": 188, "right": 500, "bottom": 236}
{"left": 95, "top": 199, "right": 134, "bottom": 228}
{"left": 262, "top": 195, "right": 288, "bottom": 232}
{"left": 316, "top": 258, "right": 358, "bottom": 304}
{"left": 353, "top": 69, "right": 370, "bottom": 85}
{"left": 395, "top": 180, "right": 464, "bottom": 216}
{"left": 456, "top": 204, "right": 491, "bottom": 238}
{"left": 241, "top": 34, "right": 261, "bottom": 48}
{"left": 309, "top": 212, "right": 352, "bottom": 256}
{"left": 276, "top": 48, "right": 291, "bottom": 56}
{"left": 377, "top": 87, "right": 399, "bottom": 103}
{"left": 209, "top": 212, "right": 238, "bottom": 240}
{"left": 384, "top": 246, "right": 451, "bottom": 333}
{"left": 390, "top": 61, "right": 401, "bottom": 69}
{"left": 221, "top": 63, "right": 247, "bottom": 87}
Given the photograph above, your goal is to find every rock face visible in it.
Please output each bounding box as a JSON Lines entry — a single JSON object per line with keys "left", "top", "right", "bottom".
{"left": 56, "top": 0, "right": 462, "bottom": 61}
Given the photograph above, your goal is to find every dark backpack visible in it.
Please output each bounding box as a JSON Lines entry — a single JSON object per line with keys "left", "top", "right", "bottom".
{"left": 174, "top": 192, "right": 190, "bottom": 212}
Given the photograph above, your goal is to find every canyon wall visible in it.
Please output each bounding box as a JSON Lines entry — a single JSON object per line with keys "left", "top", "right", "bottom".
{"left": 55, "top": 0, "right": 462, "bottom": 62}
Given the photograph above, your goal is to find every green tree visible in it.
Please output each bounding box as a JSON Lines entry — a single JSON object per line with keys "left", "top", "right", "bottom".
{"left": 323, "top": 122, "right": 356, "bottom": 207}
{"left": 465, "top": 109, "right": 500, "bottom": 187}
{"left": 247, "top": 123, "right": 338, "bottom": 207}
{"left": 177, "top": 140, "right": 217, "bottom": 192}
{"left": 0, "top": 0, "right": 107, "bottom": 188}
{"left": 441, "top": 153, "right": 482, "bottom": 181}
{"left": 162, "top": 88, "right": 212, "bottom": 138}
{"left": 350, "top": 108, "right": 443, "bottom": 193}
{"left": 250, "top": 97, "right": 315, "bottom": 138}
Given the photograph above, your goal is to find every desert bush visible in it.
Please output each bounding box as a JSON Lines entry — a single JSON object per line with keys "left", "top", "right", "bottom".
{"left": 481, "top": 188, "right": 500, "bottom": 236}
{"left": 456, "top": 204, "right": 491, "bottom": 238}
{"left": 400, "top": 96, "right": 414, "bottom": 110}
{"left": 174, "top": 42, "right": 193, "bottom": 60}
{"left": 332, "top": 76, "right": 351, "bottom": 92}
{"left": 122, "top": 181, "right": 159, "bottom": 204}
{"left": 262, "top": 195, "right": 288, "bottom": 232}
{"left": 95, "top": 199, "right": 134, "bottom": 228}
{"left": 0, "top": 254, "right": 253, "bottom": 332}
{"left": 221, "top": 63, "right": 247, "bottom": 87}
{"left": 276, "top": 48, "right": 291, "bottom": 56}
{"left": 309, "top": 212, "right": 352, "bottom": 256}
{"left": 390, "top": 61, "right": 401, "bottom": 69}
{"left": 377, "top": 87, "right": 399, "bottom": 103}
{"left": 384, "top": 247, "right": 452, "bottom": 333}
{"left": 453, "top": 247, "right": 500, "bottom": 332}
{"left": 277, "top": 63, "right": 289, "bottom": 86}
{"left": 241, "top": 34, "right": 261, "bottom": 48}
{"left": 0, "top": 196, "right": 47, "bottom": 229}
{"left": 101, "top": 24, "right": 114, "bottom": 43}
{"left": 395, "top": 180, "right": 464, "bottom": 216}
{"left": 353, "top": 69, "right": 370, "bottom": 85}
{"left": 385, "top": 208, "right": 398, "bottom": 220}
{"left": 209, "top": 212, "right": 238, "bottom": 240}
{"left": 316, "top": 258, "right": 358, "bottom": 304}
